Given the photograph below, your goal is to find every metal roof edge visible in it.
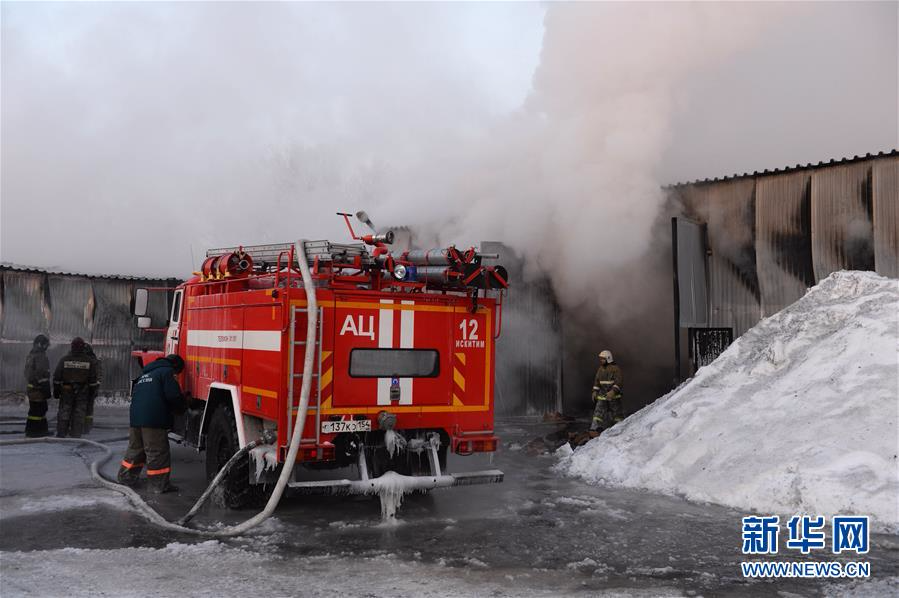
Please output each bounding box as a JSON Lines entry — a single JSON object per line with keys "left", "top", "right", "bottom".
{"left": 663, "top": 148, "right": 899, "bottom": 190}
{"left": 0, "top": 262, "right": 182, "bottom": 283}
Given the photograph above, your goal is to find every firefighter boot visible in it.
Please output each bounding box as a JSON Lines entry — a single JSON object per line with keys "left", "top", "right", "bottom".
{"left": 67, "top": 398, "right": 89, "bottom": 439}
{"left": 143, "top": 427, "right": 174, "bottom": 494}
{"left": 118, "top": 428, "right": 147, "bottom": 486}
{"left": 589, "top": 397, "right": 607, "bottom": 435}
{"left": 25, "top": 400, "right": 50, "bottom": 438}
{"left": 84, "top": 396, "right": 95, "bottom": 435}
{"left": 56, "top": 394, "right": 75, "bottom": 438}
{"left": 117, "top": 463, "right": 143, "bottom": 487}
{"left": 610, "top": 397, "right": 623, "bottom": 426}
{"left": 147, "top": 473, "right": 177, "bottom": 494}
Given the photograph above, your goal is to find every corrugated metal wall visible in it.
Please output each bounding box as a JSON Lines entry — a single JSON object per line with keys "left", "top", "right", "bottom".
{"left": 0, "top": 266, "right": 179, "bottom": 395}
{"left": 1, "top": 271, "right": 47, "bottom": 340}
{"left": 811, "top": 162, "right": 875, "bottom": 282}
{"left": 47, "top": 275, "right": 93, "bottom": 341}
{"left": 873, "top": 156, "right": 899, "bottom": 278}
{"left": 670, "top": 151, "right": 897, "bottom": 357}
{"left": 677, "top": 179, "right": 762, "bottom": 337}
{"left": 755, "top": 171, "right": 815, "bottom": 316}
{"left": 92, "top": 279, "right": 140, "bottom": 391}
{"left": 482, "top": 241, "right": 563, "bottom": 417}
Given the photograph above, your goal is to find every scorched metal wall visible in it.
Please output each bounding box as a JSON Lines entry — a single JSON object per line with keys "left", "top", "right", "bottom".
{"left": 674, "top": 178, "right": 761, "bottom": 337}
{"left": 670, "top": 150, "right": 898, "bottom": 350}
{"left": 873, "top": 156, "right": 899, "bottom": 278}
{"left": 482, "top": 242, "right": 563, "bottom": 417}
{"left": 0, "top": 265, "right": 179, "bottom": 395}
{"left": 755, "top": 171, "right": 815, "bottom": 316}
{"left": 811, "top": 162, "right": 875, "bottom": 281}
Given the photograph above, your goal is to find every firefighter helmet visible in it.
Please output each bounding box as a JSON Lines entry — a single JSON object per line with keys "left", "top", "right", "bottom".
{"left": 599, "top": 350, "right": 613, "bottom": 362}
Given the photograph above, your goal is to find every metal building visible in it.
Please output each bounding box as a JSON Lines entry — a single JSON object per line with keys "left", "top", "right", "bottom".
{"left": 0, "top": 264, "right": 179, "bottom": 395}
{"left": 482, "top": 242, "right": 563, "bottom": 417}
{"left": 670, "top": 150, "right": 898, "bottom": 376}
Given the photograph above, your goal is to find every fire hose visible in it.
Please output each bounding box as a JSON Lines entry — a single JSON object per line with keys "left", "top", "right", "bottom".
{"left": 0, "top": 239, "right": 318, "bottom": 538}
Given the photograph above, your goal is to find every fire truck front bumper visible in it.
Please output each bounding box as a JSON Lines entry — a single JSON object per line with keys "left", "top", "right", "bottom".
{"left": 287, "top": 469, "right": 504, "bottom": 496}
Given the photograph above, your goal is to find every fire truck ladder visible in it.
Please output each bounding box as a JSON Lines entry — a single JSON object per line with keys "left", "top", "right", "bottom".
{"left": 286, "top": 303, "right": 325, "bottom": 457}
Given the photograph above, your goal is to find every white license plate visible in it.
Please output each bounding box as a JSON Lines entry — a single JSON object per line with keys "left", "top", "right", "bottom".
{"left": 321, "top": 419, "right": 371, "bottom": 434}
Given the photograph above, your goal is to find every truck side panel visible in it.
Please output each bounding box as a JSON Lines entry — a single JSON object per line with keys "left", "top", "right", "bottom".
{"left": 183, "top": 296, "right": 245, "bottom": 405}
{"left": 238, "top": 303, "right": 283, "bottom": 422}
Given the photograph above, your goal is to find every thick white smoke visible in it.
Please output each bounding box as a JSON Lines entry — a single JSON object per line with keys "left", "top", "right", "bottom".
{"left": 374, "top": 3, "right": 777, "bottom": 319}
{"left": 2, "top": 2, "right": 895, "bottom": 398}
{"left": 0, "top": 2, "right": 542, "bottom": 274}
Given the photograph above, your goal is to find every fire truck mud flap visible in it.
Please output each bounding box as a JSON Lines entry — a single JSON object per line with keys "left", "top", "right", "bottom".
{"left": 286, "top": 469, "right": 504, "bottom": 497}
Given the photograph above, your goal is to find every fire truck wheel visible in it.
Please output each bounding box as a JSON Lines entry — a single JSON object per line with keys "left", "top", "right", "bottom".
{"left": 205, "top": 405, "right": 265, "bottom": 509}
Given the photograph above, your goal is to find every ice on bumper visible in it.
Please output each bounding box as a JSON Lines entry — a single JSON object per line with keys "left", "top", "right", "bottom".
{"left": 288, "top": 435, "right": 501, "bottom": 519}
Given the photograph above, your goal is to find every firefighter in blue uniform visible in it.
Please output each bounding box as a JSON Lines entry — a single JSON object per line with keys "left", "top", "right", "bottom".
{"left": 117, "top": 355, "right": 187, "bottom": 493}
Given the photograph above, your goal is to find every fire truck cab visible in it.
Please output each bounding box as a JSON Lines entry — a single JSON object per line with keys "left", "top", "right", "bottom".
{"left": 132, "top": 229, "right": 508, "bottom": 507}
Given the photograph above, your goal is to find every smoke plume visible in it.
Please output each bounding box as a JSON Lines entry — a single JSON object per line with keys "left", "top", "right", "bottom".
{"left": 2, "top": 3, "right": 896, "bottom": 407}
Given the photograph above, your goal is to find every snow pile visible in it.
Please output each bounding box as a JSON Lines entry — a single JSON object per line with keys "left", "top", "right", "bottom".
{"left": 557, "top": 271, "right": 899, "bottom": 530}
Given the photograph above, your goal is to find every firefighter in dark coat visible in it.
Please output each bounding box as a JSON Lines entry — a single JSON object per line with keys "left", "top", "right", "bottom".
{"left": 589, "top": 349, "right": 623, "bottom": 436}
{"left": 117, "top": 355, "right": 186, "bottom": 493}
{"left": 53, "top": 337, "right": 99, "bottom": 438}
{"left": 23, "top": 335, "right": 51, "bottom": 437}
{"left": 83, "top": 343, "right": 102, "bottom": 434}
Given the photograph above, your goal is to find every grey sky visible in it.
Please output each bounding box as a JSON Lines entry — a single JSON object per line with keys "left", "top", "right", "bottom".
{"left": 1, "top": 1, "right": 896, "bottom": 285}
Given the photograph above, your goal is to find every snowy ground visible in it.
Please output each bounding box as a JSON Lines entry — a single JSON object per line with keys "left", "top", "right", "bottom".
{"left": 1, "top": 403, "right": 898, "bottom": 596}
{"left": 557, "top": 271, "right": 899, "bottom": 532}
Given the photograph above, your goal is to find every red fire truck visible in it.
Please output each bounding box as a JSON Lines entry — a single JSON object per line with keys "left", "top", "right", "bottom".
{"left": 132, "top": 217, "right": 508, "bottom": 507}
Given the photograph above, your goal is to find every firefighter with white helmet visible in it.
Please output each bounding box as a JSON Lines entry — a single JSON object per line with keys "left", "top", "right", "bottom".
{"left": 589, "top": 349, "right": 623, "bottom": 436}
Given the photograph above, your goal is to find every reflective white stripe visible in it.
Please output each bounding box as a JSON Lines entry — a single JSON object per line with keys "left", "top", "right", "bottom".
{"left": 377, "top": 300, "right": 394, "bottom": 405}
{"left": 242, "top": 331, "right": 282, "bottom": 351}
{"left": 399, "top": 301, "right": 414, "bottom": 405}
{"left": 64, "top": 361, "right": 91, "bottom": 369}
{"left": 374, "top": 301, "right": 416, "bottom": 405}
{"left": 186, "top": 330, "right": 281, "bottom": 352}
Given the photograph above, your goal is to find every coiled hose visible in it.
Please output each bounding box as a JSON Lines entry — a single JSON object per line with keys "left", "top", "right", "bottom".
{"left": 0, "top": 239, "right": 318, "bottom": 538}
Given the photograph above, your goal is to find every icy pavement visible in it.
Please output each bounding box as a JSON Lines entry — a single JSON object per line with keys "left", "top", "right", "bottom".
{"left": 1, "top": 405, "right": 897, "bottom": 596}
